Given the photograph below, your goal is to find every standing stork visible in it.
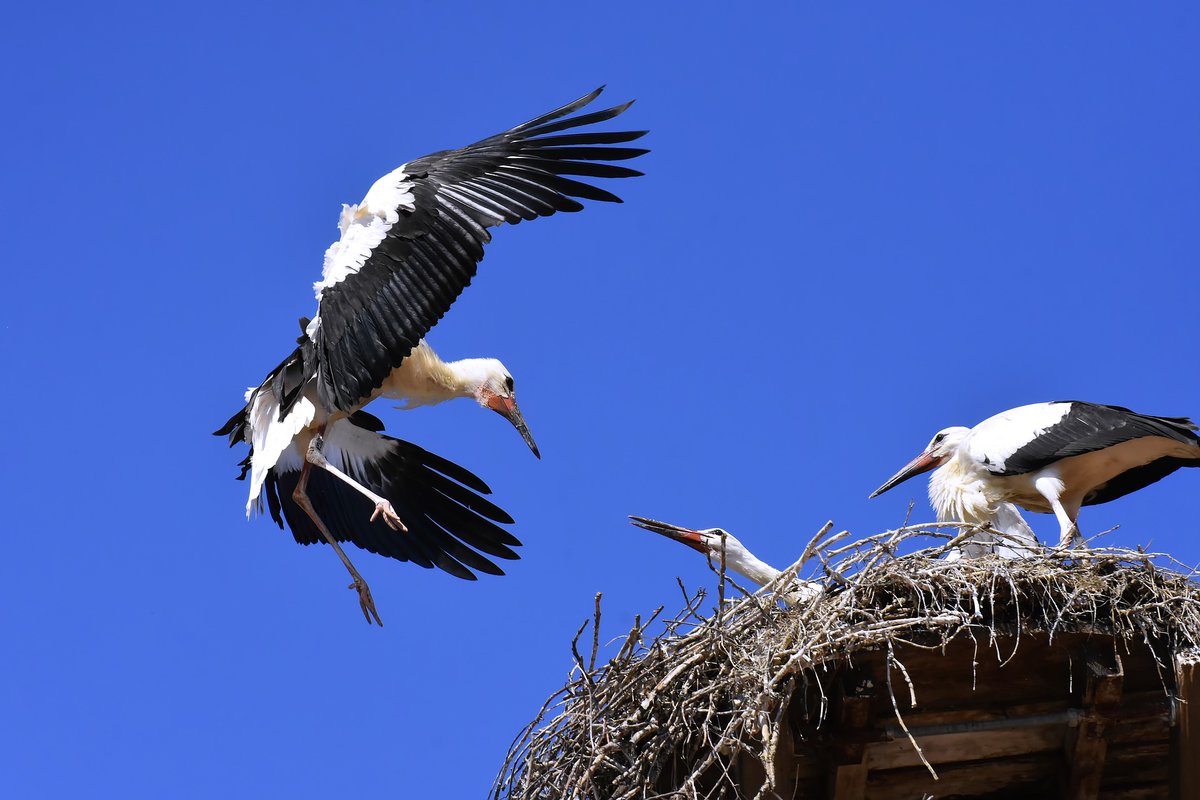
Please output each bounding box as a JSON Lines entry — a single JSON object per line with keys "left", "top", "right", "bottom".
{"left": 628, "top": 516, "right": 822, "bottom": 604}
{"left": 869, "top": 401, "right": 1200, "bottom": 549}
{"left": 216, "top": 88, "right": 647, "bottom": 623}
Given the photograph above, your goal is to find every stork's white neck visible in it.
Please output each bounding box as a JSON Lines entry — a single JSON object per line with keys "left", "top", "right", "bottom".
{"left": 928, "top": 454, "right": 1002, "bottom": 526}
{"left": 715, "top": 537, "right": 823, "bottom": 603}
{"left": 709, "top": 537, "right": 781, "bottom": 586}
{"left": 376, "top": 343, "right": 481, "bottom": 408}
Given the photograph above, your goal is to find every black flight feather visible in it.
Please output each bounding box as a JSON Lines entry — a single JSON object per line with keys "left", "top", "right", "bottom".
{"left": 311, "top": 86, "right": 648, "bottom": 412}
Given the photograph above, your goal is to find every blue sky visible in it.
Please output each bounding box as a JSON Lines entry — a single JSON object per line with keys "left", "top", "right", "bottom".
{"left": 3, "top": 3, "right": 1198, "bottom": 797}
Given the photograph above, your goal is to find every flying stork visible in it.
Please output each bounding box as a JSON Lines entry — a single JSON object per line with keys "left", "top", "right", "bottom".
{"left": 628, "top": 516, "right": 822, "bottom": 604}
{"left": 869, "top": 401, "right": 1200, "bottom": 549}
{"left": 216, "top": 88, "right": 647, "bottom": 623}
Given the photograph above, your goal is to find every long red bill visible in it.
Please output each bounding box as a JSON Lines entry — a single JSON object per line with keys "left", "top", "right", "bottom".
{"left": 486, "top": 395, "right": 540, "bottom": 459}
{"left": 628, "top": 515, "right": 708, "bottom": 554}
{"left": 869, "top": 451, "right": 942, "bottom": 499}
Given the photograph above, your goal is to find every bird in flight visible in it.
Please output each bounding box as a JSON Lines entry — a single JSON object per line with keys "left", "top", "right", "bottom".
{"left": 217, "top": 88, "right": 647, "bottom": 623}
{"left": 870, "top": 400, "right": 1200, "bottom": 550}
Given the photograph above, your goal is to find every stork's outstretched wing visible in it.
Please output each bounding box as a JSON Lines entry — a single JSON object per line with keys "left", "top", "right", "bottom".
{"left": 308, "top": 86, "right": 647, "bottom": 412}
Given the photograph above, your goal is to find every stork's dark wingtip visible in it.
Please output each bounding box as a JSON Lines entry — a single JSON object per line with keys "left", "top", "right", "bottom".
{"left": 575, "top": 86, "right": 606, "bottom": 107}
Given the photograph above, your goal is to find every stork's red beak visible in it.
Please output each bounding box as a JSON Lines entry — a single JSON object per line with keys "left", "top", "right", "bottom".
{"left": 485, "top": 394, "right": 540, "bottom": 459}
{"left": 869, "top": 451, "right": 943, "bottom": 499}
{"left": 629, "top": 515, "right": 708, "bottom": 554}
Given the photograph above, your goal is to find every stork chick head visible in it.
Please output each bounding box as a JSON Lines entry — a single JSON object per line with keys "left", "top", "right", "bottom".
{"left": 456, "top": 358, "right": 540, "bottom": 459}
{"left": 629, "top": 516, "right": 753, "bottom": 568}
{"left": 870, "top": 425, "right": 969, "bottom": 498}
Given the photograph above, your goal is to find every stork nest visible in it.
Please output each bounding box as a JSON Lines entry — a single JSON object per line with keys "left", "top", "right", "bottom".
{"left": 491, "top": 524, "right": 1200, "bottom": 800}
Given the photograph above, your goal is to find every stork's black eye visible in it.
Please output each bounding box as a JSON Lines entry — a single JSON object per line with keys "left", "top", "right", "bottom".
{"left": 505, "top": 376, "right": 514, "bottom": 392}
{"left": 932, "top": 433, "right": 946, "bottom": 446}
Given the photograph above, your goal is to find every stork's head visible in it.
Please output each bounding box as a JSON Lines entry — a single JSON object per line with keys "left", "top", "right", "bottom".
{"left": 630, "top": 515, "right": 822, "bottom": 604}
{"left": 629, "top": 516, "right": 751, "bottom": 564}
{"left": 869, "top": 426, "right": 969, "bottom": 498}
{"left": 457, "top": 358, "right": 540, "bottom": 459}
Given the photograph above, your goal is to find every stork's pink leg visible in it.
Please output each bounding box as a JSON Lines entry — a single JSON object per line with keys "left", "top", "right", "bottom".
{"left": 306, "top": 434, "right": 406, "bottom": 531}
{"left": 293, "top": 459, "right": 383, "bottom": 626}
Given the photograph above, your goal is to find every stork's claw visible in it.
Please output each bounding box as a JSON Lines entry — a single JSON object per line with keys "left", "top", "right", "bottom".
{"left": 349, "top": 578, "right": 383, "bottom": 626}
{"left": 1056, "top": 525, "right": 1086, "bottom": 551}
{"left": 370, "top": 501, "right": 406, "bottom": 532}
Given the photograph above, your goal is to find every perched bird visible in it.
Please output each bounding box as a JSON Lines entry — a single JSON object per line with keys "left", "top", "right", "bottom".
{"left": 629, "top": 516, "right": 822, "bottom": 604}
{"left": 870, "top": 401, "right": 1200, "bottom": 549}
{"left": 217, "top": 88, "right": 647, "bottom": 623}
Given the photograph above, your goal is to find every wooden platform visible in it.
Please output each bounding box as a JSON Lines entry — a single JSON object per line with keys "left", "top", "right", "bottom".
{"left": 732, "top": 633, "right": 1196, "bottom": 799}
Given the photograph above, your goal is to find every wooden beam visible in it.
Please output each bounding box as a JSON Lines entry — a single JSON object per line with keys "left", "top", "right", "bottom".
{"left": 1066, "top": 649, "right": 1124, "bottom": 800}
{"left": 864, "top": 754, "right": 1055, "bottom": 799}
{"left": 867, "top": 722, "right": 1065, "bottom": 771}
{"left": 830, "top": 696, "right": 871, "bottom": 800}
{"left": 831, "top": 760, "right": 867, "bottom": 800}
{"left": 769, "top": 709, "right": 797, "bottom": 800}
{"left": 1175, "top": 654, "right": 1200, "bottom": 799}
{"left": 828, "top": 673, "right": 873, "bottom": 800}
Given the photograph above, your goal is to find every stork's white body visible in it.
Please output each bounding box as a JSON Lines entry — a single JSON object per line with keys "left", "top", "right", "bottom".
{"left": 242, "top": 340, "right": 524, "bottom": 517}
{"left": 873, "top": 401, "right": 1200, "bottom": 549}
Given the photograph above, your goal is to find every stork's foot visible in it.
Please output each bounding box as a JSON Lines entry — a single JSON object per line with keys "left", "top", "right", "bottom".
{"left": 350, "top": 577, "right": 383, "bottom": 626}
{"left": 1056, "top": 525, "right": 1086, "bottom": 551}
{"left": 370, "top": 500, "right": 406, "bottom": 532}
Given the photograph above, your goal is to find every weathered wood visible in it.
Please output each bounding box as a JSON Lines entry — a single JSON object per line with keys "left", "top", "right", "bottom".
{"left": 770, "top": 715, "right": 798, "bottom": 800}
{"left": 830, "top": 761, "right": 867, "bottom": 800}
{"left": 789, "top": 635, "right": 1176, "bottom": 798}
{"left": 1070, "top": 716, "right": 1114, "bottom": 800}
{"left": 864, "top": 754, "right": 1056, "bottom": 798}
{"left": 1102, "top": 692, "right": 1175, "bottom": 738}
{"left": 1175, "top": 656, "right": 1200, "bottom": 799}
{"left": 1067, "top": 650, "right": 1125, "bottom": 800}
{"left": 890, "top": 697, "right": 1069, "bottom": 729}
{"left": 1101, "top": 741, "right": 1170, "bottom": 785}
{"left": 834, "top": 696, "right": 871, "bottom": 758}
{"left": 867, "top": 722, "right": 1064, "bottom": 770}
{"left": 738, "top": 750, "right": 769, "bottom": 799}
{"left": 1097, "top": 785, "right": 1169, "bottom": 800}
{"left": 860, "top": 636, "right": 1077, "bottom": 712}
{"left": 828, "top": 679, "right": 873, "bottom": 800}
